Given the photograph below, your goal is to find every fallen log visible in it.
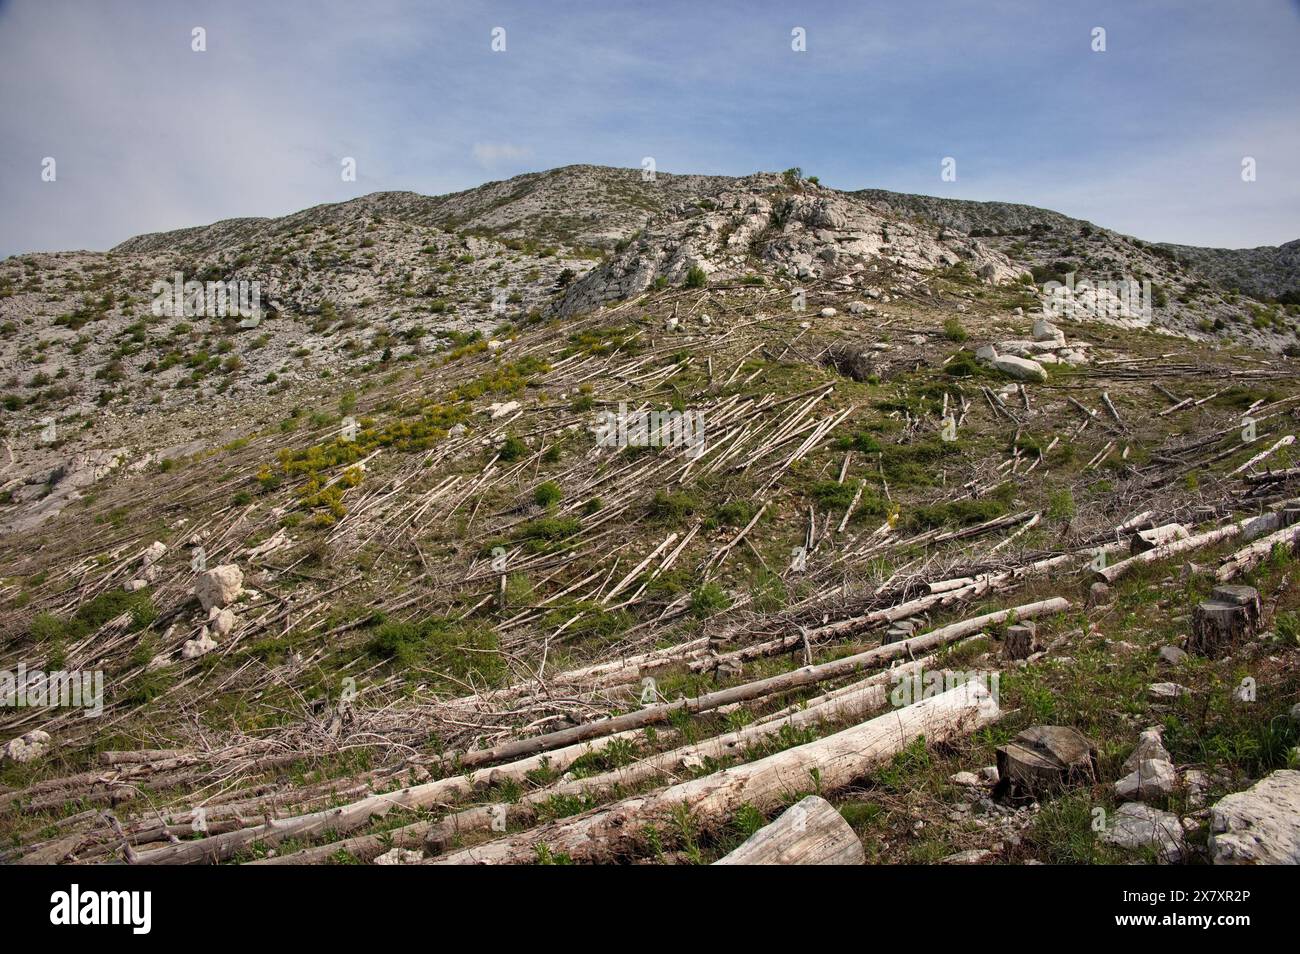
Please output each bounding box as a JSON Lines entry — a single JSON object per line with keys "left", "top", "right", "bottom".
{"left": 714, "top": 795, "right": 863, "bottom": 865}
{"left": 1129, "top": 523, "right": 1189, "bottom": 555}
{"left": 449, "top": 597, "right": 1068, "bottom": 771}
{"left": 432, "top": 680, "right": 1001, "bottom": 864}
{"left": 1093, "top": 508, "right": 1289, "bottom": 584}
{"left": 425, "top": 656, "right": 948, "bottom": 853}
{"left": 1215, "top": 523, "right": 1300, "bottom": 582}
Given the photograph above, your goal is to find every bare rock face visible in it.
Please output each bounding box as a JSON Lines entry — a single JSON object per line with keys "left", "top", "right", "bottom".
{"left": 557, "top": 174, "right": 1020, "bottom": 316}
{"left": 1209, "top": 770, "right": 1300, "bottom": 864}
{"left": 1100, "top": 802, "right": 1185, "bottom": 863}
{"left": 1, "top": 729, "right": 52, "bottom": 763}
{"left": 195, "top": 564, "right": 243, "bottom": 611}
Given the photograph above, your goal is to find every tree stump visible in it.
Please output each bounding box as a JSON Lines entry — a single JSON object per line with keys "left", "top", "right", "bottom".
{"left": 1003, "top": 622, "right": 1039, "bottom": 661}
{"left": 994, "top": 725, "right": 1097, "bottom": 801}
{"left": 714, "top": 795, "right": 864, "bottom": 865}
{"left": 1189, "top": 594, "right": 1258, "bottom": 658}
{"left": 1211, "top": 584, "right": 1262, "bottom": 629}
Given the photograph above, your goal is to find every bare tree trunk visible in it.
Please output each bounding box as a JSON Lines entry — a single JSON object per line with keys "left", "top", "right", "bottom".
{"left": 430, "top": 681, "right": 1000, "bottom": 864}
{"left": 714, "top": 795, "right": 863, "bottom": 865}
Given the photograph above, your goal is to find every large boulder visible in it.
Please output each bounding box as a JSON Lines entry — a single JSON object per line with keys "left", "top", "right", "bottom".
{"left": 195, "top": 564, "right": 243, "bottom": 612}
{"left": 1100, "top": 802, "right": 1184, "bottom": 863}
{"left": 1209, "top": 770, "right": 1300, "bottom": 864}
{"left": 990, "top": 354, "right": 1048, "bottom": 383}
{"left": 1, "top": 729, "right": 51, "bottom": 764}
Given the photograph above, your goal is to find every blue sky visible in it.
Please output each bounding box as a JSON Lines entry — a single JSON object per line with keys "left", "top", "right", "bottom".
{"left": 1, "top": 0, "right": 1297, "bottom": 257}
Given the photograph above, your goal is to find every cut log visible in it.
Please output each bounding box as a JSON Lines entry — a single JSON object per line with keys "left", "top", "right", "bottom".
{"left": 447, "top": 597, "right": 1068, "bottom": 772}
{"left": 995, "top": 725, "right": 1097, "bottom": 800}
{"left": 424, "top": 655, "right": 963, "bottom": 853}
{"left": 1189, "top": 598, "right": 1257, "bottom": 657}
{"left": 432, "top": 681, "right": 1000, "bottom": 864}
{"left": 714, "top": 795, "right": 863, "bottom": 865}
{"left": 1093, "top": 508, "right": 1289, "bottom": 585}
{"left": 1128, "top": 523, "right": 1189, "bottom": 555}
{"left": 1215, "top": 523, "right": 1300, "bottom": 582}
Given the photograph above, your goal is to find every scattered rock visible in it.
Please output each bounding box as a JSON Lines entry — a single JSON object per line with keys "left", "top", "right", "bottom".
{"left": 210, "top": 609, "right": 236, "bottom": 638}
{"left": 1148, "top": 682, "right": 1190, "bottom": 701}
{"left": 939, "top": 848, "right": 994, "bottom": 865}
{"left": 182, "top": 632, "right": 218, "bottom": 659}
{"left": 1158, "top": 645, "right": 1188, "bottom": 666}
{"left": 1032, "top": 318, "right": 1065, "bottom": 345}
{"left": 1116, "top": 759, "right": 1178, "bottom": 802}
{"left": 123, "top": 579, "right": 148, "bottom": 592}
{"left": 1100, "top": 802, "right": 1185, "bottom": 863}
{"left": 195, "top": 564, "right": 243, "bottom": 612}
{"left": 486, "top": 400, "right": 520, "bottom": 420}
{"left": 819, "top": 307, "right": 837, "bottom": 318}
{"left": 1208, "top": 770, "right": 1300, "bottom": 864}
{"left": 990, "top": 354, "right": 1048, "bottom": 383}
{"left": 1123, "top": 727, "right": 1172, "bottom": 773}
{"left": 950, "top": 771, "right": 983, "bottom": 787}
{"left": 1, "top": 729, "right": 51, "bottom": 764}
{"left": 141, "top": 541, "right": 167, "bottom": 565}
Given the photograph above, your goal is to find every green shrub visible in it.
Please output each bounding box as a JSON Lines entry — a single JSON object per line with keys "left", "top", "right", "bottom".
{"left": 534, "top": 480, "right": 562, "bottom": 508}
{"left": 690, "top": 582, "right": 731, "bottom": 618}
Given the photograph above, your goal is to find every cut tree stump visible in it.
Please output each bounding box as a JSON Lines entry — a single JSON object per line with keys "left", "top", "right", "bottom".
{"left": 1211, "top": 585, "right": 1262, "bottom": 628}
{"left": 714, "top": 795, "right": 864, "bottom": 865}
{"left": 994, "top": 725, "right": 1097, "bottom": 800}
{"left": 1002, "top": 622, "right": 1039, "bottom": 661}
{"left": 1189, "top": 593, "right": 1259, "bottom": 657}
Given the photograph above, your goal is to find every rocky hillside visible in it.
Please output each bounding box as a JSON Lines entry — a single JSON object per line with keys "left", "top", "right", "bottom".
{"left": 2, "top": 165, "right": 1300, "bottom": 867}
{"left": 1160, "top": 238, "right": 1300, "bottom": 302}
